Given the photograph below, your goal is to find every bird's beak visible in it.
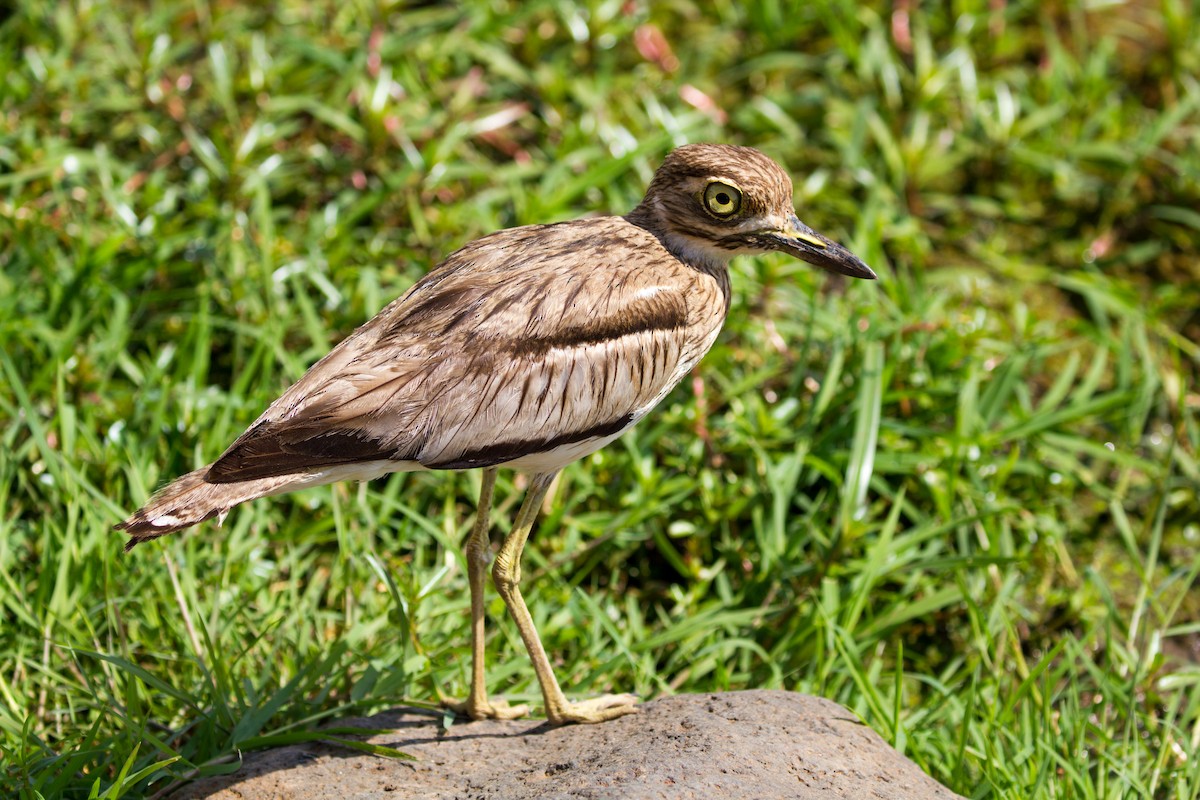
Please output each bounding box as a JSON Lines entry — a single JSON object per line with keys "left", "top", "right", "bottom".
{"left": 765, "top": 215, "right": 877, "bottom": 280}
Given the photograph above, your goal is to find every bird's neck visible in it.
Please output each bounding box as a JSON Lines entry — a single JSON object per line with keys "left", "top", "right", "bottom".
{"left": 625, "top": 202, "right": 733, "bottom": 277}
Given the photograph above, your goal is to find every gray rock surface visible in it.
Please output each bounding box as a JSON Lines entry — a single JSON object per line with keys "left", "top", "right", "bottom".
{"left": 176, "top": 690, "right": 964, "bottom": 799}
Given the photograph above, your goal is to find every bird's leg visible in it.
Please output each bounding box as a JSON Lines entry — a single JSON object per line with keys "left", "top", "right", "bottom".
{"left": 444, "top": 468, "right": 528, "bottom": 721}
{"left": 492, "top": 470, "right": 639, "bottom": 725}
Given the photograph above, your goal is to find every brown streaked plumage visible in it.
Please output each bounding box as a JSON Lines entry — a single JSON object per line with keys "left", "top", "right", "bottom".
{"left": 116, "top": 143, "right": 875, "bottom": 724}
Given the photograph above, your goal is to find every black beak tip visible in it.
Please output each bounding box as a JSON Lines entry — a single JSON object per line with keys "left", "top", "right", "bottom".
{"left": 852, "top": 260, "right": 879, "bottom": 281}
{"left": 810, "top": 246, "right": 877, "bottom": 281}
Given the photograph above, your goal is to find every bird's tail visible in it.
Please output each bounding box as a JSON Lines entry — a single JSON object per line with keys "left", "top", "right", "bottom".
{"left": 115, "top": 467, "right": 297, "bottom": 551}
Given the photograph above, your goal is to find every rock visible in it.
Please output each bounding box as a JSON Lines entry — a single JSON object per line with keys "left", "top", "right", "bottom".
{"left": 176, "top": 690, "right": 963, "bottom": 799}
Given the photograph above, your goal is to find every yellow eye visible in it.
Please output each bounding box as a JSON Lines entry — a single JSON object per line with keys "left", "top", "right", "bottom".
{"left": 702, "top": 181, "right": 742, "bottom": 218}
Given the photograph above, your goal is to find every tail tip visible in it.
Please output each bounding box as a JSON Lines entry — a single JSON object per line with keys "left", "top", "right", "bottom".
{"left": 115, "top": 515, "right": 151, "bottom": 552}
{"left": 114, "top": 511, "right": 180, "bottom": 551}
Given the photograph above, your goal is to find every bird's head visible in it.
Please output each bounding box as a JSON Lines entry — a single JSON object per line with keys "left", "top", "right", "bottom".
{"left": 627, "top": 143, "right": 876, "bottom": 280}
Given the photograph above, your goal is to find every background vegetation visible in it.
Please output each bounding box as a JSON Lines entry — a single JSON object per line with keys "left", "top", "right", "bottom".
{"left": 2, "top": 0, "right": 1198, "bottom": 797}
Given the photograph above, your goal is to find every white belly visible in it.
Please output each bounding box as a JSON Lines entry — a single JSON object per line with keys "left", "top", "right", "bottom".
{"left": 500, "top": 427, "right": 631, "bottom": 472}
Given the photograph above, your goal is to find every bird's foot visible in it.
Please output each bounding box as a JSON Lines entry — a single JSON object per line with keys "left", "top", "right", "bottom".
{"left": 546, "top": 693, "right": 640, "bottom": 725}
{"left": 443, "top": 695, "right": 530, "bottom": 721}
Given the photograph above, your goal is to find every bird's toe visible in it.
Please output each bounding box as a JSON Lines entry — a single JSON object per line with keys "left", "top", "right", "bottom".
{"left": 546, "top": 693, "right": 640, "bottom": 724}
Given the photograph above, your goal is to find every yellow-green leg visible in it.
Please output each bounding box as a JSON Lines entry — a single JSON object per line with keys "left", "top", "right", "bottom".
{"left": 492, "top": 470, "right": 639, "bottom": 724}
{"left": 444, "top": 468, "right": 528, "bottom": 721}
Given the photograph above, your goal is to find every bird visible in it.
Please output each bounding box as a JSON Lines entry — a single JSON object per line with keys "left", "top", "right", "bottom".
{"left": 116, "top": 143, "right": 876, "bottom": 724}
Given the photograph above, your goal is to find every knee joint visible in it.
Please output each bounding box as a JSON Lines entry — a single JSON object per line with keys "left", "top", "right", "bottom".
{"left": 492, "top": 557, "right": 520, "bottom": 592}
{"left": 466, "top": 539, "right": 491, "bottom": 566}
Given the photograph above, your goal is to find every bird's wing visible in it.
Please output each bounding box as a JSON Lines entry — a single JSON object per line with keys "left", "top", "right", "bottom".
{"left": 206, "top": 219, "right": 723, "bottom": 483}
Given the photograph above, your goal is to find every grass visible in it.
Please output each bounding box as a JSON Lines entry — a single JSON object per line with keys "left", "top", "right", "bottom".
{"left": 2, "top": 0, "right": 1199, "bottom": 797}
